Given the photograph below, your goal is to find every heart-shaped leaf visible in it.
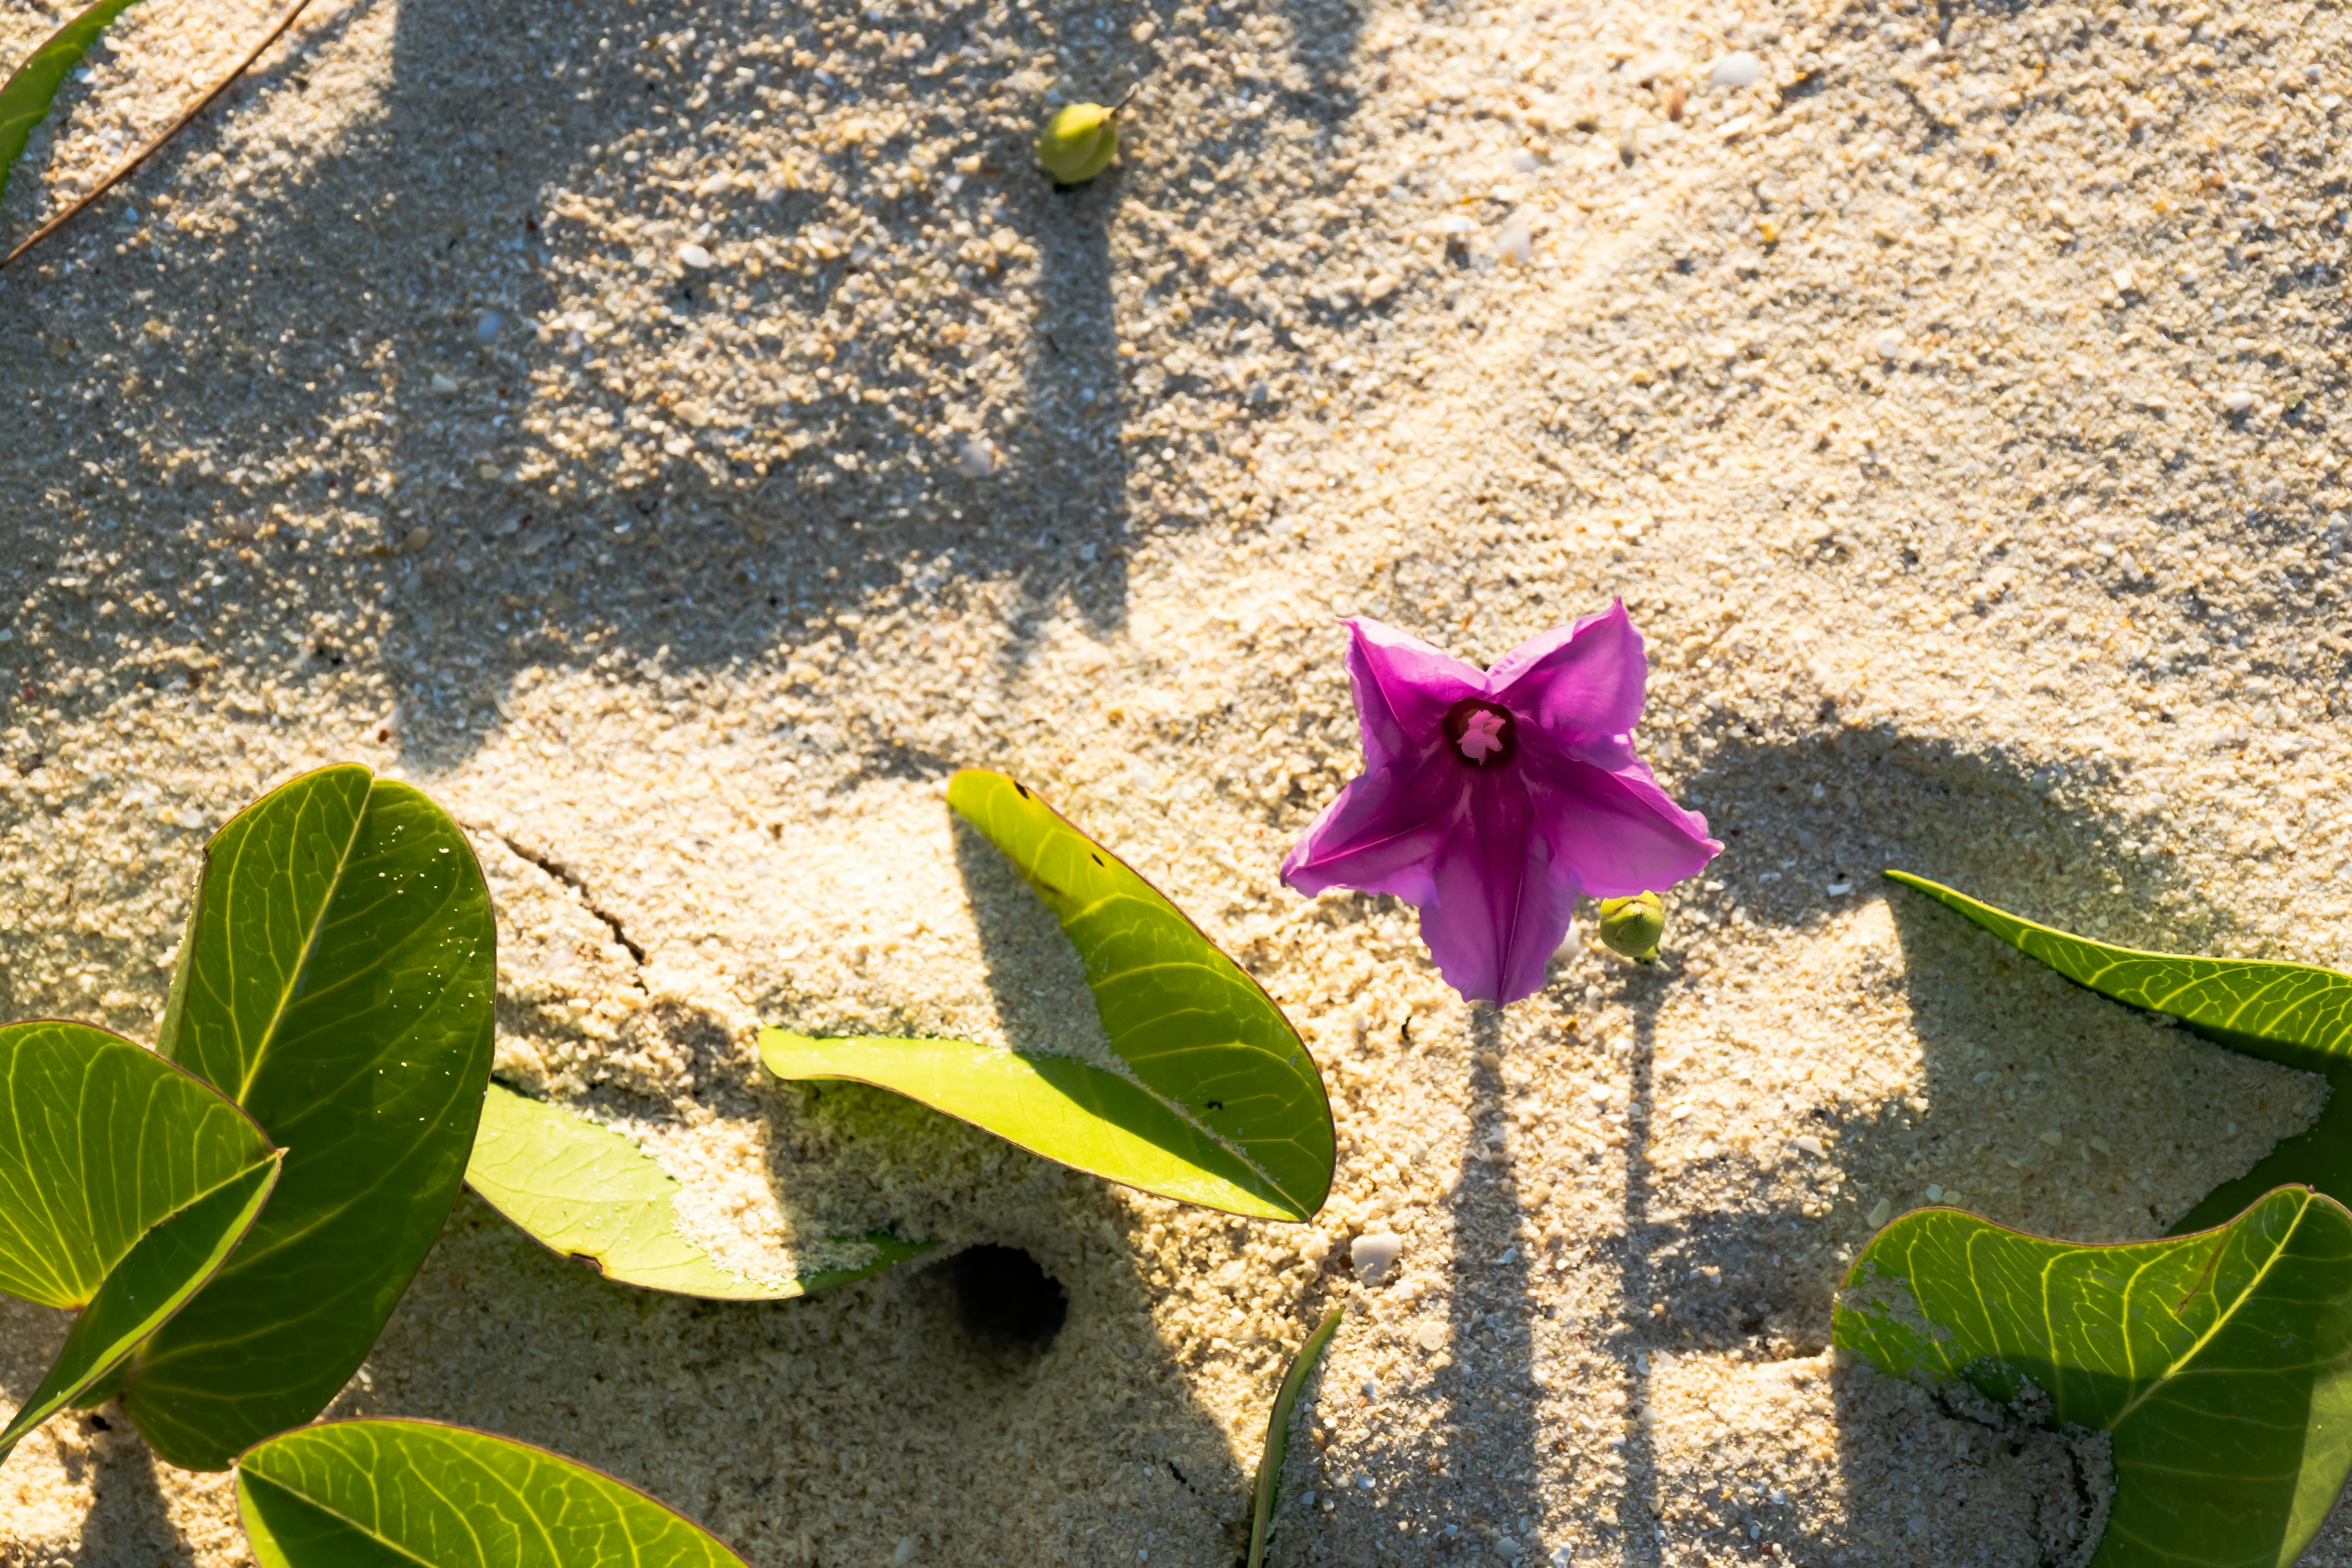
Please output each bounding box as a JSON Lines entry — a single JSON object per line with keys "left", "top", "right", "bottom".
{"left": 1248, "top": 1305, "right": 1343, "bottom": 1568}
{"left": 466, "top": 1082, "right": 933, "bottom": 1298}
{"left": 1837, "top": 1186, "right": 2352, "bottom": 1568}
{"left": 0, "top": 1020, "right": 280, "bottom": 1463}
{"left": 236, "top": 1418, "right": 749, "bottom": 1567}
{"left": 760, "top": 768, "right": 1333, "bottom": 1222}
{"left": 1887, "top": 870, "right": 2352, "bottom": 1232}
{"left": 122, "top": 765, "right": 497, "bottom": 1471}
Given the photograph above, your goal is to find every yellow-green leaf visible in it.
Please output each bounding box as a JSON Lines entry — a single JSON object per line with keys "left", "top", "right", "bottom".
{"left": 1886, "top": 869, "right": 2352, "bottom": 1231}
{"left": 124, "top": 766, "right": 497, "bottom": 1470}
{"left": 1837, "top": 1186, "right": 2352, "bottom": 1568}
{"left": 1248, "top": 1306, "right": 1343, "bottom": 1568}
{"left": 759, "top": 768, "right": 1333, "bottom": 1222}
{"left": 0, "top": 1020, "right": 279, "bottom": 1463}
{"left": 466, "top": 1082, "right": 932, "bottom": 1298}
{"left": 0, "top": 0, "right": 150, "bottom": 208}
{"left": 236, "top": 1419, "right": 748, "bottom": 1567}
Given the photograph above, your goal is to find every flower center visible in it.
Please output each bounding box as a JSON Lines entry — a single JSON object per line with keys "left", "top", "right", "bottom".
{"left": 1442, "top": 699, "right": 1516, "bottom": 767}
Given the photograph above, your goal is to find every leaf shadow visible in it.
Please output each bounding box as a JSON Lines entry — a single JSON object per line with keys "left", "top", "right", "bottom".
{"left": 356, "top": 1188, "right": 1254, "bottom": 1565}
{"left": 56, "top": 1420, "right": 202, "bottom": 1568}
{"left": 944, "top": 808, "right": 1121, "bottom": 1061}
{"left": 0, "top": 0, "right": 1381, "bottom": 768}
{"left": 1613, "top": 717, "right": 2348, "bottom": 1555}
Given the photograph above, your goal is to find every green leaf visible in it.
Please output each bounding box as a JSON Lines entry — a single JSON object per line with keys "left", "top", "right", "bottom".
{"left": 1885, "top": 870, "right": 2352, "bottom": 1231}
{"left": 4, "top": 1158, "right": 278, "bottom": 1462}
{"left": 1248, "top": 1305, "right": 1343, "bottom": 1568}
{"left": 123, "top": 765, "right": 497, "bottom": 1471}
{"left": 466, "top": 1081, "right": 933, "bottom": 1298}
{"left": 758, "top": 768, "right": 1334, "bottom": 1222}
{"left": 0, "top": 0, "right": 149, "bottom": 208}
{"left": 1836, "top": 1186, "right": 2352, "bottom": 1568}
{"left": 236, "top": 1418, "right": 750, "bottom": 1568}
{"left": 0, "top": 1020, "right": 280, "bottom": 1462}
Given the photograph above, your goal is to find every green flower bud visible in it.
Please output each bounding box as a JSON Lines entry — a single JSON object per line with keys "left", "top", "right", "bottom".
{"left": 1597, "top": 891, "right": 1665, "bottom": 964}
{"left": 1037, "top": 102, "right": 1119, "bottom": 185}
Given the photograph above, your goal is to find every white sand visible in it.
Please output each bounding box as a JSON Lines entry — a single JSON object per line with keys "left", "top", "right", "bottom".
{"left": 3, "top": 0, "right": 2351, "bottom": 1559}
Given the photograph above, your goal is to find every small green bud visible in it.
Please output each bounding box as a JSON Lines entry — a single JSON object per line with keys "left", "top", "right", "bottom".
{"left": 1038, "top": 102, "right": 1119, "bottom": 184}
{"left": 1597, "top": 891, "right": 1665, "bottom": 964}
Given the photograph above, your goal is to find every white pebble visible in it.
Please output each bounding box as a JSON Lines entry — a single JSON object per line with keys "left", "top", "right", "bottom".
{"left": 1925, "top": 1183, "right": 1944, "bottom": 1201}
{"left": 1509, "top": 146, "right": 1542, "bottom": 173}
{"left": 1439, "top": 214, "right": 1477, "bottom": 236}
{"left": 1873, "top": 328, "right": 1905, "bottom": 360}
{"left": 430, "top": 372, "right": 459, "bottom": 395}
{"left": 1792, "top": 1134, "right": 1826, "bottom": 1158}
{"left": 1351, "top": 1231, "right": 1404, "bottom": 1285}
{"left": 1494, "top": 1538, "right": 1519, "bottom": 1558}
{"left": 1707, "top": 50, "right": 1764, "bottom": 88}
{"left": 1360, "top": 1376, "right": 1381, "bottom": 1401}
{"left": 1826, "top": 880, "right": 1853, "bottom": 895}
{"left": 1416, "top": 1321, "right": 1446, "bottom": 1351}
{"left": 679, "top": 243, "right": 715, "bottom": 270}
{"left": 1617, "top": 120, "right": 1641, "bottom": 159}
{"left": 2223, "top": 389, "right": 2255, "bottom": 413}
{"left": 957, "top": 435, "right": 999, "bottom": 477}
{"left": 1497, "top": 224, "right": 1532, "bottom": 266}
{"left": 894, "top": 1538, "right": 918, "bottom": 1564}
{"left": 1868, "top": 1197, "right": 1893, "bottom": 1227}
{"left": 474, "top": 312, "right": 503, "bottom": 342}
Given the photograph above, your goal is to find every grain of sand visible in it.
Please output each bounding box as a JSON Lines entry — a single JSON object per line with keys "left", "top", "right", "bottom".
{"left": 1, "top": 0, "right": 2348, "bottom": 1560}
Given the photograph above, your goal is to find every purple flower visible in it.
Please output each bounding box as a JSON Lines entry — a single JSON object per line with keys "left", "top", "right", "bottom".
{"left": 1281, "top": 603, "right": 1720, "bottom": 1006}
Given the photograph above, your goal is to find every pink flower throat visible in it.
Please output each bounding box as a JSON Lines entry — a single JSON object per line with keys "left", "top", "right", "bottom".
{"left": 1442, "top": 699, "right": 1516, "bottom": 767}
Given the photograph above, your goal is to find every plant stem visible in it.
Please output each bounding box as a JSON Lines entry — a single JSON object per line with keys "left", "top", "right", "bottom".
{"left": 2, "top": 0, "right": 318, "bottom": 272}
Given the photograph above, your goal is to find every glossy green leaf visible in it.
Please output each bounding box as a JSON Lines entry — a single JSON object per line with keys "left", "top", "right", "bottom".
{"left": 0, "top": 0, "right": 149, "bottom": 208}
{"left": 123, "top": 765, "right": 497, "bottom": 1471}
{"left": 236, "top": 1418, "right": 750, "bottom": 1568}
{"left": 0, "top": 1020, "right": 280, "bottom": 1462}
{"left": 1248, "top": 1305, "right": 1343, "bottom": 1568}
{"left": 759, "top": 768, "right": 1333, "bottom": 1222}
{"left": 1886, "top": 870, "right": 2352, "bottom": 1232}
{"left": 466, "top": 1081, "right": 932, "bottom": 1298}
{"left": 4, "top": 1158, "right": 278, "bottom": 1462}
{"left": 1836, "top": 1186, "right": 2352, "bottom": 1568}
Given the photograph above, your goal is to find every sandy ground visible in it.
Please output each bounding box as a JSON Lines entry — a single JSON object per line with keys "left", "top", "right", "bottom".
{"left": 1, "top": 0, "right": 2349, "bottom": 1559}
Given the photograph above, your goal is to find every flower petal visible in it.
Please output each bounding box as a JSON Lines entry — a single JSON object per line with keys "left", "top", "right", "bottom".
{"left": 1281, "top": 755, "right": 1466, "bottom": 905}
{"left": 1417, "top": 778, "right": 1582, "bottom": 1006}
{"left": 1486, "top": 599, "right": 1649, "bottom": 761}
{"left": 1343, "top": 618, "right": 1483, "bottom": 773}
{"left": 1520, "top": 750, "right": 1721, "bottom": 899}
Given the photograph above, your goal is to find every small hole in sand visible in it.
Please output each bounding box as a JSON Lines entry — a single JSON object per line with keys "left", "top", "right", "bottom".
{"left": 946, "top": 1245, "right": 1068, "bottom": 1350}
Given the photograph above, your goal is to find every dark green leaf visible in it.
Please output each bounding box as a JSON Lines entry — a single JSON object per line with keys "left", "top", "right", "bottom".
{"left": 1885, "top": 870, "right": 2352, "bottom": 1231}
{"left": 123, "top": 765, "right": 497, "bottom": 1471}
{"left": 0, "top": 1020, "right": 279, "bottom": 1462}
{"left": 0, "top": 0, "right": 148, "bottom": 208}
{"left": 1248, "top": 1306, "right": 1343, "bottom": 1568}
{"left": 466, "top": 1082, "right": 932, "bottom": 1298}
{"left": 236, "top": 1418, "right": 750, "bottom": 1567}
{"left": 1837, "top": 1186, "right": 2352, "bottom": 1568}
{"left": 760, "top": 768, "right": 1333, "bottom": 1222}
